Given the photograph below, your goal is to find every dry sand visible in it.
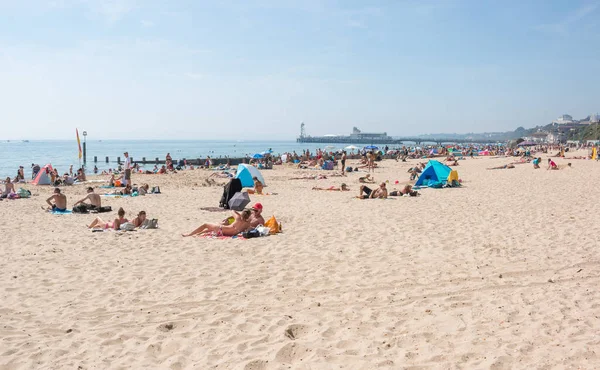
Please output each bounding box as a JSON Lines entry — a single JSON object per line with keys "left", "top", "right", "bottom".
{"left": 2, "top": 152, "right": 600, "bottom": 369}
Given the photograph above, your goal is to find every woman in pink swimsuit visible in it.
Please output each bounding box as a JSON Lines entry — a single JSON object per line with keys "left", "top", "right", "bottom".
{"left": 88, "top": 207, "right": 128, "bottom": 230}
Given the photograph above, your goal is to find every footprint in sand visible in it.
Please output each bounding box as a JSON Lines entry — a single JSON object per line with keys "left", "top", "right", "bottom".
{"left": 284, "top": 324, "right": 309, "bottom": 340}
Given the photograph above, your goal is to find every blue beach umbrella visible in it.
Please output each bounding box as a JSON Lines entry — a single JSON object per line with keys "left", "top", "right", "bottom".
{"left": 364, "top": 145, "right": 378, "bottom": 150}
{"left": 252, "top": 153, "right": 264, "bottom": 159}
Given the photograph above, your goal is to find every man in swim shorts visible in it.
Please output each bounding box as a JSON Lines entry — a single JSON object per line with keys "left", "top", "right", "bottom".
{"left": 358, "top": 182, "right": 388, "bottom": 199}
{"left": 46, "top": 187, "right": 68, "bottom": 212}
{"left": 73, "top": 187, "right": 101, "bottom": 210}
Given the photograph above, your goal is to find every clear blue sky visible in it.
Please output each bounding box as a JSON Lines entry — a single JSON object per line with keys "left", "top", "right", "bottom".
{"left": 0, "top": 0, "right": 599, "bottom": 140}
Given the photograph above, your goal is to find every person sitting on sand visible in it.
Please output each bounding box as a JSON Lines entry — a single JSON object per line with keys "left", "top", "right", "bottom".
{"left": 88, "top": 207, "right": 128, "bottom": 230}
{"left": 547, "top": 159, "right": 558, "bottom": 170}
{"left": 76, "top": 168, "right": 87, "bottom": 182}
{"left": 73, "top": 187, "right": 101, "bottom": 210}
{"left": 359, "top": 174, "right": 375, "bottom": 183}
{"left": 183, "top": 209, "right": 252, "bottom": 237}
{"left": 357, "top": 182, "right": 388, "bottom": 199}
{"left": 486, "top": 164, "right": 515, "bottom": 170}
{"left": 158, "top": 165, "right": 167, "bottom": 174}
{"left": 312, "top": 183, "right": 350, "bottom": 191}
{"left": 1, "top": 177, "right": 16, "bottom": 199}
{"left": 45, "top": 187, "right": 67, "bottom": 212}
{"left": 532, "top": 157, "right": 541, "bottom": 169}
{"left": 248, "top": 203, "right": 265, "bottom": 228}
{"left": 246, "top": 177, "right": 264, "bottom": 194}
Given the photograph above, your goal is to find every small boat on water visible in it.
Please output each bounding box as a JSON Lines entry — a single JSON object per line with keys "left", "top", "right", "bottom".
{"left": 22, "top": 140, "right": 29, "bottom": 143}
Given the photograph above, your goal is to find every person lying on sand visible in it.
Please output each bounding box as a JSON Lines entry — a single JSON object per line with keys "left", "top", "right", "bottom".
{"left": 357, "top": 183, "right": 388, "bottom": 199}
{"left": 45, "top": 187, "right": 67, "bottom": 212}
{"left": 107, "top": 184, "right": 132, "bottom": 196}
{"left": 389, "top": 184, "right": 419, "bottom": 197}
{"left": 138, "top": 184, "right": 150, "bottom": 195}
{"left": 547, "top": 159, "right": 558, "bottom": 170}
{"left": 221, "top": 203, "right": 264, "bottom": 228}
{"left": 486, "top": 164, "right": 515, "bottom": 170}
{"left": 289, "top": 174, "right": 328, "bottom": 180}
{"left": 88, "top": 207, "right": 127, "bottom": 230}
{"left": 183, "top": 209, "right": 252, "bottom": 237}
{"left": 358, "top": 174, "right": 375, "bottom": 183}
{"left": 312, "top": 183, "right": 350, "bottom": 191}
{"left": 209, "top": 171, "right": 233, "bottom": 179}
{"left": 131, "top": 210, "right": 147, "bottom": 228}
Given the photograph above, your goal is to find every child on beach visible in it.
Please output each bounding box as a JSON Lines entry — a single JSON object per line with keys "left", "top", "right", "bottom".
{"left": 547, "top": 159, "right": 558, "bottom": 170}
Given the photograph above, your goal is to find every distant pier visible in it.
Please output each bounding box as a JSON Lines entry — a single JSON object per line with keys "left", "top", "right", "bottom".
{"left": 297, "top": 136, "right": 504, "bottom": 145}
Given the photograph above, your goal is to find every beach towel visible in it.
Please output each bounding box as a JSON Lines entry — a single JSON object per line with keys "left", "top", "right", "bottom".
{"left": 200, "top": 233, "right": 245, "bottom": 240}
{"left": 102, "top": 194, "right": 133, "bottom": 197}
{"left": 51, "top": 209, "right": 72, "bottom": 215}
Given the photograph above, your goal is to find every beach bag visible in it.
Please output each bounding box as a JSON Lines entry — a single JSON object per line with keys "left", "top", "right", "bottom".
{"left": 120, "top": 222, "right": 136, "bottom": 231}
{"left": 242, "top": 229, "right": 261, "bottom": 238}
{"left": 98, "top": 206, "right": 112, "bottom": 213}
{"left": 17, "top": 188, "right": 31, "bottom": 198}
{"left": 264, "top": 216, "right": 281, "bottom": 234}
{"left": 140, "top": 219, "right": 159, "bottom": 229}
{"left": 72, "top": 204, "right": 90, "bottom": 214}
{"left": 255, "top": 225, "right": 270, "bottom": 237}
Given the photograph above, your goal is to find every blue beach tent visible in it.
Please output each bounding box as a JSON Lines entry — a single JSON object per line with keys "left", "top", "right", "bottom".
{"left": 415, "top": 160, "right": 451, "bottom": 187}
{"left": 235, "top": 164, "right": 266, "bottom": 188}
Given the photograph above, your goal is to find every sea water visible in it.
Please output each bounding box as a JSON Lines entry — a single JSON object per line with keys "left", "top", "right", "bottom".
{"left": 0, "top": 139, "right": 361, "bottom": 179}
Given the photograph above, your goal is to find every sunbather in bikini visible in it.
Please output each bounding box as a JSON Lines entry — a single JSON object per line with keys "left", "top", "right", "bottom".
{"left": 88, "top": 207, "right": 128, "bottom": 230}
{"left": 487, "top": 164, "right": 515, "bottom": 170}
{"left": 246, "top": 177, "right": 264, "bottom": 194}
{"left": 289, "top": 174, "right": 327, "bottom": 180}
{"left": 312, "top": 183, "right": 350, "bottom": 191}
{"left": 182, "top": 209, "right": 252, "bottom": 237}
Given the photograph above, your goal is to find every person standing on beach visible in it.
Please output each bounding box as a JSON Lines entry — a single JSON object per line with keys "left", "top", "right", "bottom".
{"left": 123, "top": 151, "right": 131, "bottom": 186}
{"left": 341, "top": 151, "right": 347, "bottom": 175}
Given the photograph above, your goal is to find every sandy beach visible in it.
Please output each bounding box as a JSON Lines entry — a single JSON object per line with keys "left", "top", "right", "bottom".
{"left": 2, "top": 153, "right": 600, "bottom": 369}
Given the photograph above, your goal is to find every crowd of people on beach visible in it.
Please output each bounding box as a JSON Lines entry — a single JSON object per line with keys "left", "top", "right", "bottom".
{"left": 2, "top": 142, "right": 597, "bottom": 239}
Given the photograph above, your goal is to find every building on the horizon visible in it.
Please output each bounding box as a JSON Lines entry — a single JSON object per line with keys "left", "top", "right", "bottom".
{"left": 348, "top": 127, "right": 389, "bottom": 141}
{"left": 552, "top": 114, "right": 576, "bottom": 124}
